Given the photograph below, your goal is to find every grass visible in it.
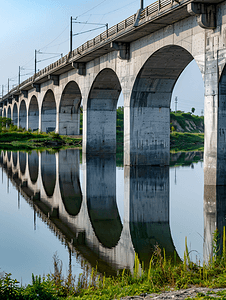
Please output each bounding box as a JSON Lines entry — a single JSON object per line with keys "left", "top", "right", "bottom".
{"left": 0, "top": 118, "right": 82, "bottom": 151}
{"left": 1, "top": 230, "right": 226, "bottom": 299}
{"left": 170, "top": 132, "right": 204, "bottom": 152}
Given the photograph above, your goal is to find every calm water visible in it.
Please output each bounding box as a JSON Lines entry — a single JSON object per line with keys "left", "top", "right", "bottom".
{"left": 0, "top": 149, "right": 220, "bottom": 285}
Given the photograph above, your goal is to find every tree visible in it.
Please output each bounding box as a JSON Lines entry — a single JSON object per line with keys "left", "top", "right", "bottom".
{"left": 191, "top": 107, "right": 195, "bottom": 114}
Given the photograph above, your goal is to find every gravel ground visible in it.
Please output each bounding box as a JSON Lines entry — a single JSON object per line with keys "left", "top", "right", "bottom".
{"left": 121, "top": 287, "right": 226, "bottom": 299}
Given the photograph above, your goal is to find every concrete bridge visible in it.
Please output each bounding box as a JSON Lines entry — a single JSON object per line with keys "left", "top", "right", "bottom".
{"left": 1, "top": 0, "right": 226, "bottom": 184}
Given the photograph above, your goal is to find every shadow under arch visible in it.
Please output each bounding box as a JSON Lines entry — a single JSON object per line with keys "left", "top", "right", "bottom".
{"left": 127, "top": 165, "right": 179, "bottom": 268}
{"left": 13, "top": 103, "right": 18, "bottom": 126}
{"left": 85, "top": 154, "right": 123, "bottom": 248}
{"left": 128, "top": 45, "right": 195, "bottom": 166}
{"left": 28, "top": 151, "right": 39, "bottom": 184}
{"left": 59, "top": 149, "right": 82, "bottom": 216}
{"left": 41, "top": 151, "right": 56, "bottom": 197}
{"left": 19, "top": 152, "right": 26, "bottom": 175}
{"left": 19, "top": 100, "right": 27, "bottom": 129}
{"left": 7, "top": 106, "right": 11, "bottom": 120}
{"left": 85, "top": 68, "right": 122, "bottom": 153}
{"left": 28, "top": 95, "right": 39, "bottom": 131}
{"left": 2, "top": 107, "right": 6, "bottom": 118}
{"left": 59, "top": 81, "right": 82, "bottom": 135}
{"left": 41, "top": 89, "right": 56, "bottom": 133}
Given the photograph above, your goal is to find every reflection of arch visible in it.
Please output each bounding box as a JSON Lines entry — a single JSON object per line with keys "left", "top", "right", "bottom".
{"left": 41, "top": 90, "right": 56, "bottom": 133}
{"left": 13, "top": 103, "right": 18, "bottom": 126}
{"left": 59, "top": 81, "right": 82, "bottom": 135}
{"left": 19, "top": 100, "right": 27, "bottom": 129}
{"left": 86, "top": 68, "right": 122, "bottom": 153}
{"left": 19, "top": 152, "right": 26, "bottom": 175}
{"left": 28, "top": 151, "right": 39, "bottom": 184}
{"left": 7, "top": 151, "right": 11, "bottom": 162}
{"left": 28, "top": 96, "right": 39, "bottom": 131}
{"left": 86, "top": 154, "right": 122, "bottom": 248}
{"left": 41, "top": 151, "right": 56, "bottom": 197}
{"left": 12, "top": 152, "right": 17, "bottom": 167}
{"left": 128, "top": 166, "right": 179, "bottom": 267}
{"left": 7, "top": 106, "right": 11, "bottom": 119}
{"left": 59, "top": 149, "right": 82, "bottom": 216}
{"left": 128, "top": 45, "right": 194, "bottom": 166}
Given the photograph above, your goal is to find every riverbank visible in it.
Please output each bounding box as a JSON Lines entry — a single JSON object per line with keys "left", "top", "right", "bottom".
{"left": 0, "top": 131, "right": 82, "bottom": 151}
{"left": 1, "top": 242, "right": 226, "bottom": 299}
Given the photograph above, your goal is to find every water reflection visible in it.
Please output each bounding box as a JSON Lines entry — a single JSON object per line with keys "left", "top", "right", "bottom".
{"left": 19, "top": 152, "right": 26, "bottom": 175}
{"left": 126, "top": 166, "right": 178, "bottom": 268}
{"left": 41, "top": 151, "right": 56, "bottom": 197}
{"left": 28, "top": 151, "right": 39, "bottom": 184}
{"left": 85, "top": 154, "right": 122, "bottom": 249}
{"left": 59, "top": 150, "right": 82, "bottom": 216}
{"left": 1, "top": 149, "right": 222, "bottom": 283}
{"left": 204, "top": 185, "right": 226, "bottom": 262}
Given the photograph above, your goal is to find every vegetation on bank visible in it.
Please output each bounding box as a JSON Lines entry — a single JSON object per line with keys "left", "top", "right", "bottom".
{"left": 0, "top": 117, "right": 82, "bottom": 151}
{"left": 170, "top": 132, "right": 204, "bottom": 152}
{"left": 1, "top": 230, "right": 226, "bottom": 300}
{"left": 170, "top": 111, "right": 204, "bottom": 133}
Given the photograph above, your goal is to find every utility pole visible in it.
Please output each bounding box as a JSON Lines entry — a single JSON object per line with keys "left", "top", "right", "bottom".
{"left": 19, "top": 66, "right": 20, "bottom": 85}
{"left": 1, "top": 85, "right": 3, "bottom": 98}
{"left": 8, "top": 78, "right": 9, "bottom": 93}
{"left": 175, "top": 96, "right": 178, "bottom": 112}
{"left": 70, "top": 18, "right": 109, "bottom": 52}
{"left": 35, "top": 49, "right": 37, "bottom": 74}
{"left": 70, "top": 16, "right": 73, "bottom": 52}
{"left": 141, "top": 0, "right": 144, "bottom": 9}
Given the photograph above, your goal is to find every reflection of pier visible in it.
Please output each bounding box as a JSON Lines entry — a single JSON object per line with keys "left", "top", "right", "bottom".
{"left": 204, "top": 185, "right": 226, "bottom": 262}
{"left": 125, "top": 166, "right": 178, "bottom": 267}
{"left": 1, "top": 150, "right": 179, "bottom": 274}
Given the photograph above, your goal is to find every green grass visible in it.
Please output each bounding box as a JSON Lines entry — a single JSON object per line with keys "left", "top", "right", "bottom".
{"left": 2, "top": 231, "right": 226, "bottom": 300}
{"left": 0, "top": 131, "right": 82, "bottom": 151}
{"left": 170, "top": 132, "right": 204, "bottom": 152}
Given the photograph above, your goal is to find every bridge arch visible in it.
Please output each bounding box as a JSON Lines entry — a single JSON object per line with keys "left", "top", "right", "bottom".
{"left": 12, "top": 103, "right": 18, "bottom": 127}
{"left": 7, "top": 106, "right": 11, "bottom": 120}
{"left": 85, "top": 68, "right": 122, "bottom": 153}
{"left": 59, "top": 81, "right": 82, "bottom": 135}
{"left": 127, "top": 45, "right": 194, "bottom": 166}
{"left": 28, "top": 96, "right": 39, "bottom": 131}
{"left": 2, "top": 107, "right": 6, "bottom": 118}
{"left": 19, "top": 100, "right": 27, "bottom": 129}
{"left": 41, "top": 89, "right": 56, "bottom": 133}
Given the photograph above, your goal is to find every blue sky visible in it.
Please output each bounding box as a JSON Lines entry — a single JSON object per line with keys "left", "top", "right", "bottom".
{"left": 0, "top": 0, "right": 204, "bottom": 114}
